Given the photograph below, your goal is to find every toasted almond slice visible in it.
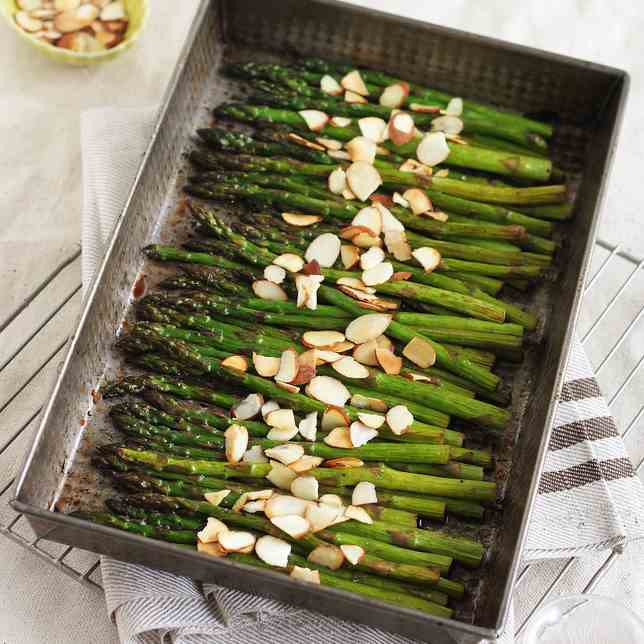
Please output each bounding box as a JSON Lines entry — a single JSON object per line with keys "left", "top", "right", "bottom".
{"left": 253, "top": 353, "right": 281, "bottom": 378}
{"left": 267, "top": 426, "right": 300, "bottom": 441}
{"left": 232, "top": 392, "right": 263, "bottom": 420}
{"left": 332, "top": 356, "right": 370, "bottom": 379}
{"left": 306, "top": 376, "right": 350, "bottom": 407}
{"left": 95, "top": 30, "right": 119, "bottom": 48}
{"left": 409, "top": 102, "right": 441, "bottom": 113}
{"left": 349, "top": 421, "right": 378, "bottom": 447}
{"left": 330, "top": 116, "right": 352, "bottom": 128}
{"left": 198, "top": 517, "right": 229, "bottom": 544}
{"left": 330, "top": 150, "right": 352, "bottom": 161}
{"left": 406, "top": 371, "right": 435, "bottom": 384}
{"left": 261, "top": 400, "right": 280, "bottom": 419}
{"left": 252, "top": 279, "right": 288, "bottom": 302}
{"left": 218, "top": 530, "right": 256, "bottom": 553}
{"left": 351, "top": 394, "right": 388, "bottom": 413}
{"left": 15, "top": 11, "right": 43, "bottom": 31}
{"left": 328, "top": 167, "right": 348, "bottom": 194}
{"left": 102, "top": 18, "right": 127, "bottom": 32}
{"left": 417, "top": 131, "right": 450, "bottom": 166}
{"left": 388, "top": 112, "right": 416, "bottom": 146}
{"left": 392, "top": 192, "right": 410, "bottom": 208}
{"left": 346, "top": 136, "right": 376, "bottom": 164}
{"left": 242, "top": 445, "right": 269, "bottom": 464}
{"left": 431, "top": 115, "right": 464, "bottom": 135}
{"left": 399, "top": 158, "right": 433, "bottom": 178}
{"left": 265, "top": 494, "right": 309, "bottom": 518}
{"left": 264, "top": 444, "right": 305, "bottom": 466}
{"left": 78, "top": 2, "right": 99, "bottom": 22}
{"left": 320, "top": 74, "right": 343, "bottom": 96}
{"left": 445, "top": 97, "right": 463, "bottom": 116}
{"left": 295, "top": 274, "right": 317, "bottom": 310}
{"left": 291, "top": 350, "right": 317, "bottom": 386}
{"left": 402, "top": 336, "right": 437, "bottom": 368}
{"left": 266, "top": 408, "right": 298, "bottom": 433}
{"left": 357, "top": 412, "right": 386, "bottom": 429}
{"left": 282, "top": 212, "right": 322, "bottom": 227}
{"left": 341, "top": 69, "right": 368, "bottom": 96}
{"left": 328, "top": 340, "right": 355, "bottom": 353}
{"left": 303, "top": 259, "right": 323, "bottom": 276}
{"left": 372, "top": 201, "right": 404, "bottom": 233}
{"left": 386, "top": 405, "right": 414, "bottom": 435}
{"left": 275, "top": 349, "right": 299, "bottom": 384}
{"left": 289, "top": 454, "right": 323, "bottom": 473}
{"left": 255, "top": 535, "right": 291, "bottom": 567}
{"left": 231, "top": 491, "right": 251, "bottom": 513}
{"left": 17, "top": 0, "right": 43, "bottom": 10}
{"left": 291, "top": 475, "right": 319, "bottom": 501}
{"left": 267, "top": 460, "right": 297, "bottom": 490}
{"left": 352, "top": 481, "right": 378, "bottom": 506}
{"left": 352, "top": 206, "right": 382, "bottom": 236}
{"left": 224, "top": 424, "right": 248, "bottom": 464}
{"left": 362, "top": 262, "right": 394, "bottom": 286}
{"left": 345, "top": 89, "right": 367, "bottom": 103}
{"left": 339, "top": 244, "right": 360, "bottom": 270}
{"left": 341, "top": 187, "right": 357, "bottom": 200}
{"left": 319, "top": 494, "right": 344, "bottom": 508}
{"left": 301, "top": 330, "right": 345, "bottom": 349}
{"left": 197, "top": 540, "right": 227, "bottom": 557}
{"left": 375, "top": 335, "right": 394, "bottom": 351}
{"left": 324, "top": 457, "right": 364, "bottom": 469}
{"left": 422, "top": 210, "right": 449, "bottom": 222}
{"left": 298, "top": 411, "right": 318, "bottom": 442}
{"left": 412, "top": 247, "right": 442, "bottom": 273}
{"left": 247, "top": 489, "right": 274, "bottom": 501}
{"left": 321, "top": 406, "right": 350, "bottom": 431}
{"left": 263, "top": 264, "right": 286, "bottom": 285}
{"left": 305, "top": 233, "right": 341, "bottom": 268}
{"left": 345, "top": 505, "right": 374, "bottom": 524}
{"left": 384, "top": 230, "right": 413, "bottom": 261}
{"left": 359, "top": 246, "right": 385, "bottom": 270}
{"left": 375, "top": 347, "right": 402, "bottom": 375}
{"left": 352, "top": 339, "right": 379, "bottom": 367}
{"left": 357, "top": 300, "right": 396, "bottom": 312}
{"left": 204, "top": 490, "right": 231, "bottom": 506}
{"left": 316, "top": 137, "right": 343, "bottom": 151}
{"left": 290, "top": 566, "right": 321, "bottom": 583}
{"left": 241, "top": 500, "right": 266, "bottom": 515}
{"left": 277, "top": 381, "right": 300, "bottom": 393}
{"left": 308, "top": 544, "right": 344, "bottom": 570}
{"left": 316, "top": 350, "right": 343, "bottom": 364}
{"left": 273, "top": 252, "right": 305, "bottom": 273}
{"left": 288, "top": 132, "right": 326, "bottom": 150}
{"left": 379, "top": 81, "right": 409, "bottom": 107}
{"left": 339, "top": 225, "right": 372, "bottom": 240}
{"left": 323, "top": 427, "right": 353, "bottom": 449}
{"left": 352, "top": 232, "right": 383, "bottom": 249}
{"left": 358, "top": 116, "right": 388, "bottom": 143}
{"left": 55, "top": 0, "right": 79, "bottom": 8}
{"left": 219, "top": 354, "right": 247, "bottom": 373}
{"left": 345, "top": 313, "right": 392, "bottom": 344}
{"left": 271, "top": 514, "right": 310, "bottom": 539}
{"left": 403, "top": 188, "right": 432, "bottom": 215}
{"left": 298, "top": 109, "right": 329, "bottom": 132}
{"left": 305, "top": 502, "right": 342, "bottom": 532}
{"left": 99, "top": 0, "right": 124, "bottom": 20}
{"left": 346, "top": 161, "right": 382, "bottom": 202}
{"left": 340, "top": 544, "right": 366, "bottom": 565}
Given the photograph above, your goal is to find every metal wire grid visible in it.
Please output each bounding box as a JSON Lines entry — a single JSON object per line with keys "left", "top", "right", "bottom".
{"left": 1, "top": 238, "right": 643, "bottom": 629}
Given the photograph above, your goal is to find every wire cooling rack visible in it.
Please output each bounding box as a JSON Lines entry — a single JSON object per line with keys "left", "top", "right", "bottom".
{"left": 1, "top": 238, "right": 643, "bottom": 635}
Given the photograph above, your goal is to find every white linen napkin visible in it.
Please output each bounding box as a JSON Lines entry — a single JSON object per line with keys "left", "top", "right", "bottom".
{"left": 81, "top": 107, "right": 644, "bottom": 643}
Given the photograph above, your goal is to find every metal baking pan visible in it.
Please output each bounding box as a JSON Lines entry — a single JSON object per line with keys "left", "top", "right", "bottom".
{"left": 11, "top": 1, "right": 628, "bottom": 642}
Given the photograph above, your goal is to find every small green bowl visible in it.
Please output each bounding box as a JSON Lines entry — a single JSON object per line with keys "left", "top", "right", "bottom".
{"left": 1, "top": 0, "right": 149, "bottom": 65}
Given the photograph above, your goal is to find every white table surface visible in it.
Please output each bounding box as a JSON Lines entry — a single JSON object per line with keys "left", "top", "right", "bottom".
{"left": 1, "top": 2, "right": 643, "bottom": 643}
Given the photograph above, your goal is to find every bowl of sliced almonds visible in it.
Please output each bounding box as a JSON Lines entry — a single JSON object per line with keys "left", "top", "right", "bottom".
{"left": 2, "top": 0, "right": 148, "bottom": 64}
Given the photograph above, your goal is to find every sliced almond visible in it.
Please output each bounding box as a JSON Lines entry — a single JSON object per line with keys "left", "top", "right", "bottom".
{"left": 290, "top": 566, "right": 321, "bottom": 583}
{"left": 95, "top": 30, "right": 119, "bottom": 48}
{"left": 362, "top": 262, "right": 394, "bottom": 286}
{"left": 261, "top": 400, "right": 280, "bottom": 419}
{"left": 332, "top": 356, "right": 370, "bottom": 379}
{"left": 351, "top": 393, "right": 388, "bottom": 413}
{"left": 264, "top": 264, "right": 286, "bottom": 285}
{"left": 445, "top": 97, "right": 463, "bottom": 116}
{"left": 359, "top": 246, "right": 385, "bottom": 270}
{"left": 17, "top": 0, "right": 43, "bottom": 10}
{"left": 319, "top": 494, "right": 344, "bottom": 508}
{"left": 225, "top": 424, "right": 248, "bottom": 464}
{"left": 197, "top": 541, "right": 227, "bottom": 557}
{"left": 316, "top": 350, "right": 343, "bottom": 364}
{"left": 308, "top": 544, "right": 345, "bottom": 570}
{"left": 15, "top": 11, "right": 43, "bottom": 31}
{"left": 306, "top": 376, "right": 350, "bottom": 407}
{"left": 253, "top": 353, "right": 281, "bottom": 378}
{"left": 358, "top": 116, "right": 388, "bottom": 143}
{"left": 323, "top": 427, "right": 353, "bottom": 449}
{"left": 339, "top": 225, "right": 372, "bottom": 240}
{"left": 349, "top": 421, "right": 378, "bottom": 447}
{"left": 247, "top": 489, "right": 274, "bottom": 501}
{"left": 410, "top": 102, "right": 441, "bottom": 114}
{"left": 379, "top": 82, "right": 409, "bottom": 108}
{"left": 281, "top": 212, "right": 322, "bottom": 227}
{"left": 341, "top": 69, "right": 368, "bottom": 96}
{"left": 321, "top": 407, "right": 350, "bottom": 431}
{"left": 330, "top": 150, "right": 352, "bottom": 161}
{"left": 384, "top": 230, "right": 413, "bottom": 261}
{"left": 372, "top": 201, "right": 404, "bottom": 233}
{"left": 324, "top": 457, "right": 364, "bottom": 468}
{"left": 346, "top": 136, "right": 377, "bottom": 164}
{"left": 265, "top": 494, "right": 309, "bottom": 518}
{"left": 341, "top": 186, "right": 357, "bottom": 199}
{"left": 417, "top": 131, "right": 450, "bottom": 167}
{"left": 301, "top": 330, "right": 345, "bottom": 349}
{"left": 299, "top": 109, "right": 329, "bottom": 132}
{"left": 99, "top": 0, "right": 124, "bottom": 20}
{"left": 252, "top": 279, "right": 288, "bottom": 302}
{"left": 255, "top": 534, "right": 291, "bottom": 568}
{"left": 352, "top": 206, "right": 382, "bottom": 236}
{"left": 204, "top": 490, "right": 231, "bottom": 506}
{"left": 198, "top": 517, "right": 229, "bottom": 544}
{"left": 345, "top": 89, "right": 368, "bottom": 103}
{"left": 218, "top": 530, "right": 256, "bottom": 553}
{"left": 388, "top": 112, "right": 416, "bottom": 146}
{"left": 267, "top": 426, "right": 300, "bottom": 442}
{"left": 271, "top": 514, "right": 310, "bottom": 539}
{"left": 398, "top": 158, "right": 433, "bottom": 178}
{"left": 345, "top": 313, "right": 392, "bottom": 344}
{"left": 320, "top": 74, "right": 343, "bottom": 96}
{"left": 305, "top": 502, "right": 342, "bottom": 532}
{"left": 340, "top": 244, "right": 361, "bottom": 270}
{"left": 305, "top": 233, "right": 341, "bottom": 268}
{"left": 292, "top": 350, "right": 317, "bottom": 386}
{"left": 327, "top": 340, "right": 355, "bottom": 353}
{"left": 352, "top": 339, "right": 379, "bottom": 367}
{"left": 240, "top": 499, "right": 266, "bottom": 514}
{"left": 277, "top": 381, "right": 300, "bottom": 394}
{"left": 264, "top": 444, "right": 304, "bottom": 466}
{"left": 288, "top": 132, "right": 326, "bottom": 151}
{"left": 291, "top": 475, "right": 319, "bottom": 501}
{"left": 340, "top": 544, "right": 366, "bottom": 565}
{"left": 402, "top": 336, "right": 437, "bottom": 368}
{"left": 328, "top": 167, "right": 348, "bottom": 195}
{"left": 375, "top": 347, "right": 402, "bottom": 375}
{"left": 273, "top": 253, "right": 305, "bottom": 273}
{"left": 295, "top": 274, "right": 324, "bottom": 311}
{"left": 232, "top": 392, "right": 263, "bottom": 420}
{"left": 352, "top": 481, "right": 378, "bottom": 506}
{"left": 317, "top": 137, "right": 343, "bottom": 151}
{"left": 344, "top": 505, "right": 374, "bottom": 524}
{"left": 267, "top": 460, "right": 297, "bottom": 490}
{"left": 102, "top": 18, "right": 127, "bottom": 32}
{"left": 422, "top": 210, "right": 449, "bottom": 222}
{"left": 231, "top": 492, "right": 251, "bottom": 513}
{"left": 357, "top": 412, "right": 386, "bottom": 429}
{"left": 412, "top": 247, "right": 442, "bottom": 273}
{"left": 352, "top": 232, "right": 383, "bottom": 249}
{"left": 275, "top": 349, "right": 299, "bottom": 384}
{"left": 55, "top": 0, "right": 79, "bottom": 8}
{"left": 289, "top": 454, "right": 323, "bottom": 473}
{"left": 431, "top": 115, "right": 464, "bottom": 135}
{"left": 403, "top": 188, "right": 432, "bottom": 215}
{"left": 386, "top": 405, "right": 414, "bottom": 435}
{"left": 242, "top": 446, "right": 269, "bottom": 464}
{"left": 266, "top": 408, "right": 298, "bottom": 434}
{"left": 392, "top": 192, "right": 410, "bottom": 208}
{"left": 346, "top": 161, "right": 382, "bottom": 202}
